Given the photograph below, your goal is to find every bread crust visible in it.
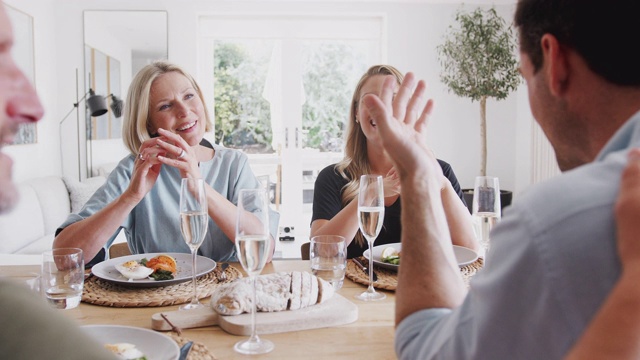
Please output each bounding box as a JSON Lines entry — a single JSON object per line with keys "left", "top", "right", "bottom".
{"left": 211, "top": 271, "right": 335, "bottom": 315}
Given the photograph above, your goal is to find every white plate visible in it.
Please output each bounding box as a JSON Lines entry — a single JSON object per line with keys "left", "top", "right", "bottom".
{"left": 363, "top": 243, "right": 478, "bottom": 271}
{"left": 82, "top": 325, "right": 179, "bottom": 360}
{"left": 92, "top": 252, "right": 216, "bottom": 288}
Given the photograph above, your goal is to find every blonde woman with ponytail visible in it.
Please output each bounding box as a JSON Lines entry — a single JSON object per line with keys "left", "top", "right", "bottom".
{"left": 311, "top": 65, "right": 478, "bottom": 259}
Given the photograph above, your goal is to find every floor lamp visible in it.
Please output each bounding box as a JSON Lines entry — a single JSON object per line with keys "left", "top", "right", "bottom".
{"left": 86, "top": 93, "right": 123, "bottom": 177}
{"left": 59, "top": 68, "right": 108, "bottom": 181}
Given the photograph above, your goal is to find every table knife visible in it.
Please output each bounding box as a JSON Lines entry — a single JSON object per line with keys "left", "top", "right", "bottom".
{"left": 353, "top": 257, "right": 378, "bottom": 282}
{"left": 178, "top": 341, "right": 193, "bottom": 360}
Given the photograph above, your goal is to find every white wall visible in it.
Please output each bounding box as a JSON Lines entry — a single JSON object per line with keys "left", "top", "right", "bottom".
{"left": 4, "top": 0, "right": 533, "bottom": 196}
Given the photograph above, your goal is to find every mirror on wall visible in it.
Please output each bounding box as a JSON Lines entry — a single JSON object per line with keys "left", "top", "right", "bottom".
{"left": 83, "top": 10, "right": 168, "bottom": 177}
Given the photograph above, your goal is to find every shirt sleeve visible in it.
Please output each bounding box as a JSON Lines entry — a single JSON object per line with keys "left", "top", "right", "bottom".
{"left": 394, "top": 203, "right": 567, "bottom": 360}
{"left": 230, "top": 152, "right": 280, "bottom": 243}
{"left": 55, "top": 156, "right": 134, "bottom": 247}
{"left": 311, "top": 164, "right": 346, "bottom": 224}
{"left": 437, "top": 159, "right": 466, "bottom": 207}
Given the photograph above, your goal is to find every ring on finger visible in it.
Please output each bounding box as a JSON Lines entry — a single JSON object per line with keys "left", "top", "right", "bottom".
{"left": 138, "top": 153, "right": 144, "bottom": 161}
{"left": 177, "top": 149, "right": 186, "bottom": 159}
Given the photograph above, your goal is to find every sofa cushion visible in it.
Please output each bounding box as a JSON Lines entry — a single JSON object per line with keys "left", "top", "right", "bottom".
{"left": 63, "top": 176, "right": 106, "bottom": 213}
{"left": 28, "top": 177, "right": 71, "bottom": 235}
{"left": 0, "top": 176, "right": 70, "bottom": 254}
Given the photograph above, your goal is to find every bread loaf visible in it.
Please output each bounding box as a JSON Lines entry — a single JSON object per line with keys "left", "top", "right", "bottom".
{"left": 210, "top": 271, "right": 335, "bottom": 315}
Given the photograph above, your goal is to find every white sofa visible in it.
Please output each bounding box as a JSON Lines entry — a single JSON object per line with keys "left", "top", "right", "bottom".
{"left": 0, "top": 175, "right": 123, "bottom": 265}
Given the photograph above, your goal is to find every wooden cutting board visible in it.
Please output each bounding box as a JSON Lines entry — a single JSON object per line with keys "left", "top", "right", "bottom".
{"left": 151, "top": 294, "right": 358, "bottom": 336}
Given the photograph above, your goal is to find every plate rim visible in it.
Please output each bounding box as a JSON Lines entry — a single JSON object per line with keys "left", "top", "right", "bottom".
{"left": 362, "top": 243, "right": 478, "bottom": 269}
{"left": 81, "top": 324, "right": 180, "bottom": 360}
{"left": 91, "top": 252, "right": 216, "bottom": 287}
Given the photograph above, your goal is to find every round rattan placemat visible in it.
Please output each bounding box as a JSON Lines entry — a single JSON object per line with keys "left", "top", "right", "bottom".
{"left": 82, "top": 265, "right": 242, "bottom": 307}
{"left": 167, "top": 333, "right": 218, "bottom": 360}
{"left": 345, "top": 256, "right": 484, "bottom": 291}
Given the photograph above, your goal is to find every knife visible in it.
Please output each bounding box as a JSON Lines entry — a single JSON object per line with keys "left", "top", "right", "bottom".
{"left": 353, "top": 257, "right": 378, "bottom": 282}
{"left": 178, "top": 341, "right": 193, "bottom": 360}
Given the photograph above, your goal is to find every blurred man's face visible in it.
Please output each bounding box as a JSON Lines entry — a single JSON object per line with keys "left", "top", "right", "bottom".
{"left": 0, "top": 3, "right": 44, "bottom": 213}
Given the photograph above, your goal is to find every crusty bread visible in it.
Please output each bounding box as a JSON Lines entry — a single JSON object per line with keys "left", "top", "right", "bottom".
{"left": 211, "top": 271, "right": 335, "bottom": 315}
{"left": 290, "top": 271, "right": 302, "bottom": 310}
{"left": 317, "top": 275, "right": 334, "bottom": 304}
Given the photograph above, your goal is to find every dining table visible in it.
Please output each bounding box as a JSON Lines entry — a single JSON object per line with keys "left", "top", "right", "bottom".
{"left": 1, "top": 260, "right": 398, "bottom": 359}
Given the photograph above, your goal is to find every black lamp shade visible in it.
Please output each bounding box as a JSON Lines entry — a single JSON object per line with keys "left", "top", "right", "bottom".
{"left": 87, "top": 89, "right": 108, "bottom": 117}
{"left": 109, "top": 94, "right": 124, "bottom": 118}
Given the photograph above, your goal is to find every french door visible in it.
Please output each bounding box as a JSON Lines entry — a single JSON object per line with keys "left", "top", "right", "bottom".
{"left": 198, "top": 14, "right": 383, "bottom": 258}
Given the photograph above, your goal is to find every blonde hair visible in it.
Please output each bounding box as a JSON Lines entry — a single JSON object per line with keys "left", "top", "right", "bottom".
{"left": 122, "top": 61, "right": 213, "bottom": 155}
{"left": 336, "top": 65, "right": 403, "bottom": 247}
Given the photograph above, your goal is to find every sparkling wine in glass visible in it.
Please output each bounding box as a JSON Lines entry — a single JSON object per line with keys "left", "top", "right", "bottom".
{"left": 355, "top": 174, "right": 386, "bottom": 301}
{"left": 179, "top": 178, "right": 208, "bottom": 311}
{"left": 234, "top": 189, "right": 274, "bottom": 355}
{"left": 471, "top": 176, "right": 501, "bottom": 256}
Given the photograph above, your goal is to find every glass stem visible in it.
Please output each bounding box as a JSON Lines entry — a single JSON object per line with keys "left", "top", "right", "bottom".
{"left": 368, "top": 241, "right": 375, "bottom": 293}
{"left": 191, "top": 249, "right": 198, "bottom": 304}
{"left": 250, "top": 274, "right": 258, "bottom": 341}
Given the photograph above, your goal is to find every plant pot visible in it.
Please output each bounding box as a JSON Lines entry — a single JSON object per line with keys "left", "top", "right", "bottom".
{"left": 462, "top": 189, "right": 513, "bottom": 215}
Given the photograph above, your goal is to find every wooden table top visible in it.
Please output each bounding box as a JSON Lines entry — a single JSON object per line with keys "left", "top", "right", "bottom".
{"left": 1, "top": 260, "right": 397, "bottom": 359}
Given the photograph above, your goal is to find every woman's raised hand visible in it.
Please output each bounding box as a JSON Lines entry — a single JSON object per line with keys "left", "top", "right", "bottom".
{"left": 362, "top": 73, "right": 443, "bottom": 187}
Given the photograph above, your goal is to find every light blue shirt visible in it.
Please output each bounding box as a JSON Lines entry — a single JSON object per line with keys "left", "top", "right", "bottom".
{"left": 395, "top": 112, "right": 640, "bottom": 359}
{"left": 58, "top": 143, "right": 280, "bottom": 262}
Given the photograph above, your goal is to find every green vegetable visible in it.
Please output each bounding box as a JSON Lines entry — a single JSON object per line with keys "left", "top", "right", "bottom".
{"left": 382, "top": 255, "right": 400, "bottom": 265}
{"left": 150, "top": 269, "right": 174, "bottom": 281}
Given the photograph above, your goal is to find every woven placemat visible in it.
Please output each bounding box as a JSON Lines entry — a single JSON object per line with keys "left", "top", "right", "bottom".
{"left": 82, "top": 265, "right": 242, "bottom": 307}
{"left": 167, "top": 333, "right": 217, "bottom": 360}
{"left": 345, "top": 256, "right": 484, "bottom": 291}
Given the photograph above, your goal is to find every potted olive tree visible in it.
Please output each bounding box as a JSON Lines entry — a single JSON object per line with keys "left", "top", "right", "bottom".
{"left": 437, "top": 6, "right": 520, "bottom": 212}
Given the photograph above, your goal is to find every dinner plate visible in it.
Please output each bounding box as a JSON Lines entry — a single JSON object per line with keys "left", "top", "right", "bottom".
{"left": 92, "top": 252, "right": 216, "bottom": 288}
{"left": 363, "top": 243, "right": 478, "bottom": 271}
{"left": 82, "top": 325, "right": 179, "bottom": 360}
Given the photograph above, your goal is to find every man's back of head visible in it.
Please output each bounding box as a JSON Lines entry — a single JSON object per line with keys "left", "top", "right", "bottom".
{"left": 515, "top": 0, "right": 640, "bottom": 87}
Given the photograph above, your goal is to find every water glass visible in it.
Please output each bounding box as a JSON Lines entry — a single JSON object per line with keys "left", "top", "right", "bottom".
{"left": 310, "top": 235, "right": 347, "bottom": 291}
{"left": 41, "top": 248, "right": 84, "bottom": 309}
{"left": 472, "top": 176, "right": 501, "bottom": 255}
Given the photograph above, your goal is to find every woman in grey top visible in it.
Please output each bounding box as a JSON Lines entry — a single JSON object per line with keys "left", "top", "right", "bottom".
{"left": 54, "top": 61, "right": 279, "bottom": 263}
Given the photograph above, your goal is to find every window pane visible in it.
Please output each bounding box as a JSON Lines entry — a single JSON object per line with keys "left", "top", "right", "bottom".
{"left": 213, "top": 40, "right": 275, "bottom": 154}
{"left": 301, "top": 40, "right": 371, "bottom": 152}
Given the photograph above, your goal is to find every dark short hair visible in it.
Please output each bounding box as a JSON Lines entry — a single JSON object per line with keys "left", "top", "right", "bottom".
{"left": 515, "top": 0, "right": 640, "bottom": 86}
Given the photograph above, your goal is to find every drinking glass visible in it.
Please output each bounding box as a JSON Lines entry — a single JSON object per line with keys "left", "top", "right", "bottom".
{"left": 310, "top": 235, "right": 347, "bottom": 291}
{"left": 179, "top": 178, "right": 209, "bottom": 311}
{"left": 355, "top": 175, "right": 386, "bottom": 301}
{"left": 234, "top": 189, "right": 274, "bottom": 355}
{"left": 472, "top": 176, "right": 501, "bottom": 255}
{"left": 41, "top": 248, "right": 84, "bottom": 309}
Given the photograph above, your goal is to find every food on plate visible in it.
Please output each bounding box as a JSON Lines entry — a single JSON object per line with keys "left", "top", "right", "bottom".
{"left": 114, "top": 254, "right": 177, "bottom": 281}
{"left": 211, "top": 271, "right": 334, "bottom": 315}
{"left": 381, "top": 246, "right": 400, "bottom": 265}
{"left": 104, "top": 343, "right": 147, "bottom": 360}
{"left": 143, "top": 254, "right": 177, "bottom": 280}
{"left": 115, "top": 260, "right": 154, "bottom": 281}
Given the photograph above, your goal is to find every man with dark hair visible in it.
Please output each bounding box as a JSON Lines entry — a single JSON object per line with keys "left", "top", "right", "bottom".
{"left": 361, "top": 0, "right": 640, "bottom": 358}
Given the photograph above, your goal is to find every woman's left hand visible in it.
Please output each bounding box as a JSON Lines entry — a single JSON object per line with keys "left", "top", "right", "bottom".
{"left": 155, "top": 128, "right": 202, "bottom": 179}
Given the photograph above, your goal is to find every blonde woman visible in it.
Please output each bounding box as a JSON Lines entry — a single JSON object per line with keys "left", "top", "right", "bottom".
{"left": 310, "top": 65, "right": 478, "bottom": 259}
{"left": 54, "top": 61, "right": 279, "bottom": 264}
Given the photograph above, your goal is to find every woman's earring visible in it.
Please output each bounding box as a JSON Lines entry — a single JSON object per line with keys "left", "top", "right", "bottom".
{"left": 355, "top": 117, "right": 359, "bottom": 124}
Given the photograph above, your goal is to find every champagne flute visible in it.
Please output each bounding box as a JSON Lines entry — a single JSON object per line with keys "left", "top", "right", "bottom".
{"left": 179, "top": 178, "right": 208, "bottom": 311}
{"left": 355, "top": 175, "right": 386, "bottom": 301}
{"left": 471, "top": 176, "right": 501, "bottom": 256}
{"left": 234, "top": 189, "right": 274, "bottom": 355}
